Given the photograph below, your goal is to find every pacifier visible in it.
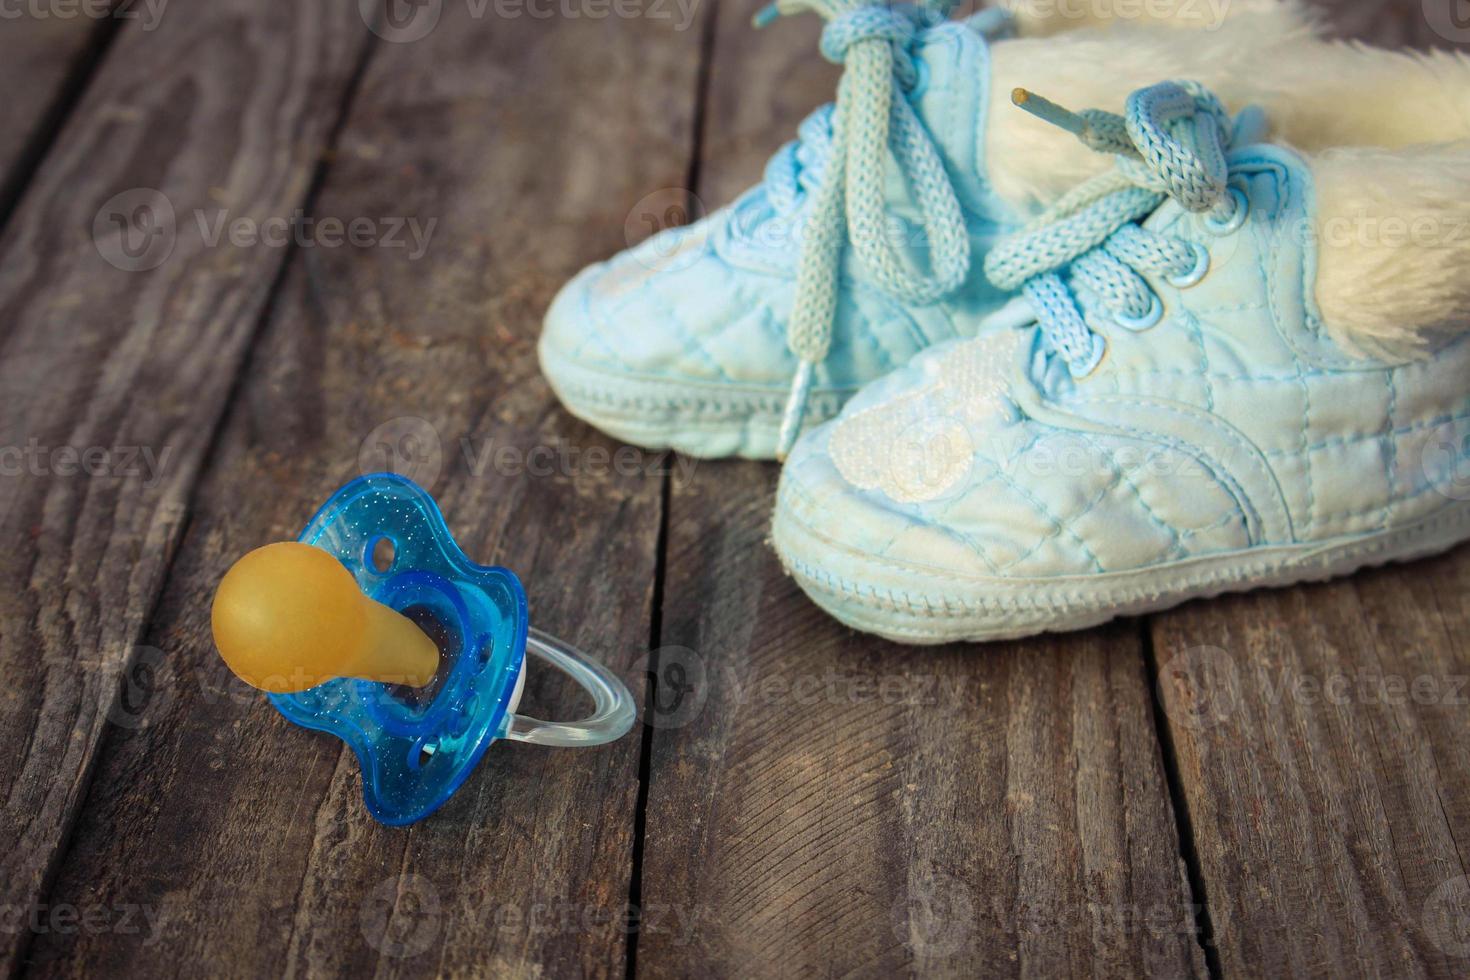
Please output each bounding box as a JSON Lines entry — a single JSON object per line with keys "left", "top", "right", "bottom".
{"left": 210, "top": 473, "right": 636, "bottom": 825}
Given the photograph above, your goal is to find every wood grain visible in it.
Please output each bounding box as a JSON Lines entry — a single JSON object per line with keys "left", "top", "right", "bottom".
{"left": 5, "top": 0, "right": 1467, "bottom": 978}
{"left": 0, "top": 5, "right": 112, "bottom": 214}
{"left": 0, "top": 2, "right": 370, "bottom": 973}
{"left": 23, "top": 0, "right": 706, "bottom": 976}
{"left": 1150, "top": 5, "right": 1470, "bottom": 978}
{"left": 631, "top": 2, "right": 1204, "bottom": 975}
{"left": 1314, "top": 0, "right": 1470, "bottom": 48}
{"left": 1154, "top": 559, "right": 1470, "bottom": 977}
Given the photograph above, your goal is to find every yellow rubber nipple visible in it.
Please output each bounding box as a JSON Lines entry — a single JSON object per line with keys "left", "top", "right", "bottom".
{"left": 211, "top": 542, "right": 440, "bottom": 694}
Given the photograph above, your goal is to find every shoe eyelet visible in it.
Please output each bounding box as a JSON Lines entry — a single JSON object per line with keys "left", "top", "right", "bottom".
{"left": 906, "top": 58, "right": 931, "bottom": 100}
{"left": 1068, "top": 334, "right": 1107, "bottom": 379}
{"left": 1203, "top": 187, "right": 1249, "bottom": 236}
{"left": 1167, "top": 242, "right": 1211, "bottom": 289}
{"left": 1112, "top": 292, "right": 1164, "bottom": 332}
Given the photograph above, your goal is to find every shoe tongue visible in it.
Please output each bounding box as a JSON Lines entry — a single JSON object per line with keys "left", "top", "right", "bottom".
{"left": 881, "top": 17, "right": 1005, "bottom": 224}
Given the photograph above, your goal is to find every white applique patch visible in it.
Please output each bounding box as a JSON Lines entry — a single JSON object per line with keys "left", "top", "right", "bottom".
{"left": 830, "top": 332, "right": 1020, "bottom": 504}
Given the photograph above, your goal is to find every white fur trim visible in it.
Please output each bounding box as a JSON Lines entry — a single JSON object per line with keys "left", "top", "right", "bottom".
{"left": 982, "top": 6, "right": 1470, "bottom": 355}
{"left": 992, "top": 0, "right": 1314, "bottom": 37}
{"left": 1314, "top": 143, "right": 1470, "bottom": 359}
{"left": 985, "top": 3, "right": 1322, "bottom": 212}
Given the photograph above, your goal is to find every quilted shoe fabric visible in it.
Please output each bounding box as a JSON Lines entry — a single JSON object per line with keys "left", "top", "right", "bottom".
{"left": 772, "top": 137, "right": 1470, "bottom": 643}
{"left": 539, "top": 9, "right": 1017, "bottom": 459}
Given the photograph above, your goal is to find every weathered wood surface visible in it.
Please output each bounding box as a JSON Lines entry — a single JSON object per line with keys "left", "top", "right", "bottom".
{"left": 2, "top": 0, "right": 1468, "bottom": 978}
{"left": 631, "top": 4, "right": 1203, "bottom": 977}
{"left": 1154, "top": 562, "right": 1470, "bottom": 977}
{"left": 1146, "top": 5, "right": 1470, "bottom": 979}
{"left": 22, "top": 0, "right": 702, "bottom": 976}
{"left": 0, "top": 5, "right": 113, "bottom": 216}
{"left": 1318, "top": 0, "right": 1470, "bottom": 48}
{"left": 0, "top": 2, "right": 371, "bottom": 973}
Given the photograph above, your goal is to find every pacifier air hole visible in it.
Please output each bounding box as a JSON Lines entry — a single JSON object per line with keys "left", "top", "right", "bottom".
{"left": 410, "top": 736, "right": 438, "bottom": 770}
{"left": 367, "top": 536, "right": 396, "bottom": 574}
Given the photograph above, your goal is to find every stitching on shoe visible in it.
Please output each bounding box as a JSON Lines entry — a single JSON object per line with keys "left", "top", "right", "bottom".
{"left": 1381, "top": 370, "right": 1400, "bottom": 529}
{"left": 778, "top": 502, "right": 1470, "bottom": 622}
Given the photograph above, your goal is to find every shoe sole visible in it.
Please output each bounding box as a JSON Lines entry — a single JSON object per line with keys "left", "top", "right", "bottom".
{"left": 538, "top": 334, "right": 850, "bottom": 460}
{"left": 771, "top": 497, "right": 1470, "bottom": 644}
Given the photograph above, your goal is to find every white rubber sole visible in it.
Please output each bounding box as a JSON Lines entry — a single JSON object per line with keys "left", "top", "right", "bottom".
{"left": 771, "top": 497, "right": 1470, "bottom": 644}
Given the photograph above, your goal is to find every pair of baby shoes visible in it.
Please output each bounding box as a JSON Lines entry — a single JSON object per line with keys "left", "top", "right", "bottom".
{"left": 540, "top": 0, "right": 1470, "bottom": 643}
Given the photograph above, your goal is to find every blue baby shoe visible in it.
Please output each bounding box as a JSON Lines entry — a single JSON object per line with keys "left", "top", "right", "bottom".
{"left": 541, "top": 1, "right": 1021, "bottom": 460}
{"left": 772, "top": 79, "right": 1470, "bottom": 642}
{"left": 539, "top": 0, "right": 1324, "bottom": 460}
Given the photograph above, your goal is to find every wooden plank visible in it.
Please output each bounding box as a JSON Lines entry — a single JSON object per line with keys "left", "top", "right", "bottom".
{"left": 24, "top": 2, "right": 706, "bottom": 976}
{"left": 640, "top": 475, "right": 1205, "bottom": 976}
{"left": 1154, "top": 560, "right": 1470, "bottom": 977}
{"left": 633, "top": 4, "right": 1204, "bottom": 975}
{"left": 0, "top": 2, "right": 370, "bottom": 973}
{"left": 0, "top": 5, "right": 112, "bottom": 210}
{"left": 1151, "top": 4, "right": 1470, "bottom": 977}
{"left": 1316, "top": 0, "right": 1470, "bottom": 48}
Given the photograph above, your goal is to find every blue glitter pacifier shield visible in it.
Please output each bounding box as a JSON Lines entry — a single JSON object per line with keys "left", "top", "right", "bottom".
{"left": 212, "top": 472, "right": 637, "bottom": 825}
{"left": 269, "top": 473, "right": 528, "bottom": 824}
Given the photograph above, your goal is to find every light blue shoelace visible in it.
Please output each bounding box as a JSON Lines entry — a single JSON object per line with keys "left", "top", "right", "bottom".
{"left": 984, "top": 81, "right": 1253, "bottom": 379}
{"left": 756, "top": 0, "right": 993, "bottom": 458}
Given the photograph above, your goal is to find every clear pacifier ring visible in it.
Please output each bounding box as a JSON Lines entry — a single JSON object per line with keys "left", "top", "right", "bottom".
{"left": 503, "top": 630, "right": 637, "bottom": 747}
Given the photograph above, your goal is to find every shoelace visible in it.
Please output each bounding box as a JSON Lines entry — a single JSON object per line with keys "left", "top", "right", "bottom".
{"left": 984, "top": 81, "right": 1252, "bottom": 379}
{"left": 756, "top": 0, "right": 984, "bottom": 458}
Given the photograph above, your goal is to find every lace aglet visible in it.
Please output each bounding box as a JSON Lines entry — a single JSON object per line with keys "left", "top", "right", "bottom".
{"left": 1012, "top": 88, "right": 1092, "bottom": 141}
{"left": 776, "top": 361, "right": 816, "bottom": 462}
{"left": 752, "top": 2, "right": 780, "bottom": 28}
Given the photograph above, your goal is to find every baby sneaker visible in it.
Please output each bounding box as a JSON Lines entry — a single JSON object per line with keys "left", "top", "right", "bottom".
{"left": 538, "top": 0, "right": 1318, "bottom": 459}
{"left": 772, "top": 58, "right": 1470, "bottom": 643}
